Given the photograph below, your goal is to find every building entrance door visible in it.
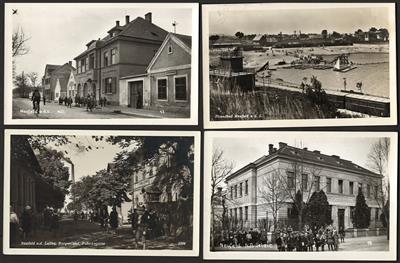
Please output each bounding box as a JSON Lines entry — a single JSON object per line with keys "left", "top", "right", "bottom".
{"left": 338, "top": 209, "right": 345, "bottom": 230}
{"left": 128, "top": 81, "right": 143, "bottom": 109}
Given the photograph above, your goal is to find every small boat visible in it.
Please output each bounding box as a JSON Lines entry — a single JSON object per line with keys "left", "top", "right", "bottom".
{"left": 333, "top": 54, "right": 356, "bottom": 72}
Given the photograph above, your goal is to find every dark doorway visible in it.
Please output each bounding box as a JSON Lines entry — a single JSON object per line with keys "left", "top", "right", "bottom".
{"left": 128, "top": 81, "right": 143, "bottom": 109}
{"left": 338, "top": 209, "right": 345, "bottom": 230}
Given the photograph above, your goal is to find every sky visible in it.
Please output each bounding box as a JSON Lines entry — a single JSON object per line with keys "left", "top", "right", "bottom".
{"left": 9, "top": 4, "right": 193, "bottom": 76}
{"left": 213, "top": 134, "right": 383, "bottom": 175}
{"left": 209, "top": 6, "right": 390, "bottom": 35}
{"left": 45, "top": 136, "right": 137, "bottom": 182}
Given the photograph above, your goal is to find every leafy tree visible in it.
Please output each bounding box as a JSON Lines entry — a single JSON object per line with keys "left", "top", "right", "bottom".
{"left": 27, "top": 72, "right": 39, "bottom": 89}
{"left": 36, "top": 149, "right": 71, "bottom": 195}
{"left": 369, "top": 27, "right": 378, "bottom": 33}
{"left": 304, "top": 190, "right": 332, "bottom": 230}
{"left": 353, "top": 188, "right": 371, "bottom": 228}
{"left": 209, "top": 34, "right": 220, "bottom": 43}
{"left": 235, "top": 31, "right": 244, "bottom": 39}
{"left": 331, "top": 31, "right": 342, "bottom": 39}
{"left": 321, "top": 29, "right": 328, "bottom": 39}
{"left": 13, "top": 71, "right": 29, "bottom": 97}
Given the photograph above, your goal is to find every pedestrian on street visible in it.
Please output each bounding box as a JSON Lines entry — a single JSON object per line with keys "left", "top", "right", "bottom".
{"left": 110, "top": 206, "right": 119, "bottom": 233}
{"left": 21, "top": 205, "right": 33, "bottom": 240}
{"left": 103, "top": 97, "right": 107, "bottom": 107}
{"left": 51, "top": 210, "right": 60, "bottom": 237}
{"left": 43, "top": 95, "right": 46, "bottom": 105}
{"left": 339, "top": 226, "right": 345, "bottom": 243}
{"left": 31, "top": 89, "right": 41, "bottom": 115}
{"left": 10, "top": 205, "right": 20, "bottom": 245}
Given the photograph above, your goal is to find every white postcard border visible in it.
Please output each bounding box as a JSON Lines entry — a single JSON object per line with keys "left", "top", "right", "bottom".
{"left": 4, "top": 3, "right": 199, "bottom": 126}
{"left": 202, "top": 3, "right": 397, "bottom": 129}
{"left": 203, "top": 131, "right": 397, "bottom": 260}
{"left": 3, "top": 129, "right": 200, "bottom": 256}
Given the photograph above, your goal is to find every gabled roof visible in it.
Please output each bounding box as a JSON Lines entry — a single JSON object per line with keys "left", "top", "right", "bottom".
{"left": 44, "top": 64, "right": 62, "bottom": 76}
{"left": 253, "top": 34, "right": 265, "bottom": 41}
{"left": 52, "top": 62, "right": 76, "bottom": 75}
{"left": 146, "top": 32, "right": 191, "bottom": 72}
{"left": 226, "top": 143, "right": 380, "bottom": 182}
{"left": 117, "top": 17, "right": 168, "bottom": 42}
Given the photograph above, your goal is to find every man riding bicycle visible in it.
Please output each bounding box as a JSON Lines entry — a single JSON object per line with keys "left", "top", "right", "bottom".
{"left": 31, "top": 89, "right": 41, "bottom": 115}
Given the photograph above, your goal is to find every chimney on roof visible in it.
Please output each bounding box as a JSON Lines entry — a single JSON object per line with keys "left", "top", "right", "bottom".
{"left": 268, "top": 144, "right": 274, "bottom": 155}
{"left": 116, "top": 20, "right": 120, "bottom": 27}
{"left": 145, "top": 12, "right": 152, "bottom": 23}
{"left": 68, "top": 61, "right": 72, "bottom": 66}
{"left": 332, "top": 155, "right": 340, "bottom": 159}
{"left": 125, "top": 15, "right": 130, "bottom": 25}
{"left": 313, "top": 150, "right": 321, "bottom": 154}
{"left": 303, "top": 147, "right": 308, "bottom": 151}
{"left": 278, "top": 142, "right": 287, "bottom": 149}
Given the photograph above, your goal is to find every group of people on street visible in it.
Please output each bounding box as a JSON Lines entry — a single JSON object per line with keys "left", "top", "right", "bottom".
{"left": 218, "top": 228, "right": 269, "bottom": 248}
{"left": 216, "top": 224, "right": 345, "bottom": 252}
{"left": 29, "top": 88, "right": 110, "bottom": 115}
{"left": 9, "top": 205, "right": 61, "bottom": 245}
{"left": 274, "top": 225, "right": 344, "bottom": 252}
{"left": 58, "top": 96, "right": 73, "bottom": 108}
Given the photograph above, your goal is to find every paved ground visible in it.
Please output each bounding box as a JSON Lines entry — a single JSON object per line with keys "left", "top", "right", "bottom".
{"left": 214, "top": 235, "right": 389, "bottom": 252}
{"left": 12, "top": 216, "right": 191, "bottom": 250}
{"left": 12, "top": 98, "right": 188, "bottom": 119}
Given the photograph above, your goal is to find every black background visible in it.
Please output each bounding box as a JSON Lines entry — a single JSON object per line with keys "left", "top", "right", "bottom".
{"left": 1, "top": 0, "right": 399, "bottom": 262}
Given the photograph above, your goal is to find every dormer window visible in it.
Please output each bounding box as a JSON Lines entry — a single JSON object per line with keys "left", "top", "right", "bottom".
{"left": 168, "top": 45, "right": 173, "bottom": 54}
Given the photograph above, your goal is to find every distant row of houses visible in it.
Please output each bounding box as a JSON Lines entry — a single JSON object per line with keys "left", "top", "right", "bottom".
{"left": 42, "top": 12, "right": 191, "bottom": 115}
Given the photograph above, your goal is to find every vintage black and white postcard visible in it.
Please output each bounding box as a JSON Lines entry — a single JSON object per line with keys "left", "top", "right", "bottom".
{"left": 3, "top": 129, "right": 200, "bottom": 256}
{"left": 203, "top": 131, "right": 397, "bottom": 260}
{"left": 202, "top": 3, "right": 397, "bottom": 128}
{"left": 4, "top": 3, "right": 199, "bottom": 125}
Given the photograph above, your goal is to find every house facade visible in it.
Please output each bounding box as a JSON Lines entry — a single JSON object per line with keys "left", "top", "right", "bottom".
{"left": 119, "top": 33, "right": 191, "bottom": 115}
{"left": 73, "top": 13, "right": 168, "bottom": 105}
{"left": 225, "top": 142, "right": 383, "bottom": 231}
{"left": 10, "top": 136, "right": 64, "bottom": 215}
{"left": 66, "top": 70, "right": 77, "bottom": 98}
{"left": 41, "top": 62, "right": 75, "bottom": 101}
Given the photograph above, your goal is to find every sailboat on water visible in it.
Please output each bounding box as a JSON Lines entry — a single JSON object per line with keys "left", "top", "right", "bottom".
{"left": 333, "top": 54, "right": 357, "bottom": 72}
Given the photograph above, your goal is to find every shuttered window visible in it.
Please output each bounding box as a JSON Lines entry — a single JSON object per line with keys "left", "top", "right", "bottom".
{"left": 105, "top": 77, "right": 113, "bottom": 94}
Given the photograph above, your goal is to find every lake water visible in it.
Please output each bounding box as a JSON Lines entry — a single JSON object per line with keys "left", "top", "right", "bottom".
{"left": 271, "top": 53, "right": 390, "bottom": 98}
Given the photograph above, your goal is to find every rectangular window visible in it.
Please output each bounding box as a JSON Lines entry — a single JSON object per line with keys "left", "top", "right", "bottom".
{"left": 338, "top": 180, "right": 343, "bottom": 194}
{"left": 239, "top": 207, "right": 242, "bottom": 221}
{"left": 174, "top": 76, "right": 187, "bottom": 101}
{"left": 374, "top": 185, "right": 378, "bottom": 198}
{"left": 350, "top": 206, "right": 355, "bottom": 222}
{"left": 234, "top": 185, "right": 237, "bottom": 198}
{"left": 327, "top": 177, "right": 332, "bottom": 193}
{"left": 245, "top": 206, "right": 248, "bottom": 221}
{"left": 302, "top": 174, "right": 308, "bottom": 191}
{"left": 230, "top": 209, "right": 232, "bottom": 219}
{"left": 367, "top": 184, "right": 371, "bottom": 198}
{"left": 349, "top": 181, "right": 354, "bottom": 195}
{"left": 81, "top": 59, "right": 86, "bottom": 73}
{"left": 234, "top": 208, "right": 237, "bottom": 221}
{"left": 85, "top": 57, "right": 89, "bottom": 71}
{"left": 314, "top": 176, "right": 320, "bottom": 191}
{"left": 77, "top": 60, "right": 81, "bottom": 73}
{"left": 157, "top": 78, "right": 167, "bottom": 100}
{"left": 375, "top": 208, "right": 379, "bottom": 220}
{"left": 104, "top": 51, "right": 109, "bottom": 67}
{"left": 105, "top": 77, "right": 113, "bottom": 94}
{"left": 287, "top": 171, "right": 295, "bottom": 189}
{"left": 230, "top": 186, "right": 233, "bottom": 199}
{"left": 245, "top": 180, "right": 248, "bottom": 195}
{"left": 89, "top": 54, "right": 95, "bottom": 69}
{"left": 111, "top": 48, "right": 117, "bottom": 64}
{"left": 239, "top": 182, "right": 243, "bottom": 197}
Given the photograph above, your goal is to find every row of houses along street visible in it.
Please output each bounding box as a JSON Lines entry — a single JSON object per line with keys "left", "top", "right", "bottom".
{"left": 39, "top": 12, "right": 191, "bottom": 118}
